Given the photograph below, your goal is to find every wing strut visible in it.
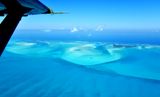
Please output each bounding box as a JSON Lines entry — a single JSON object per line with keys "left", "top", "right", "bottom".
{"left": 0, "top": 0, "right": 31, "bottom": 56}
{"left": 0, "top": 13, "right": 23, "bottom": 56}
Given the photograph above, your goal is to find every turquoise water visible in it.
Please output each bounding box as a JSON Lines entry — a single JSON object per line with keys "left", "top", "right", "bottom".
{"left": 0, "top": 41, "right": 160, "bottom": 97}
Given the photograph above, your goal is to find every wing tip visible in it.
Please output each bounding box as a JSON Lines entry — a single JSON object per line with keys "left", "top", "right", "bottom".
{"left": 44, "top": 8, "right": 54, "bottom": 14}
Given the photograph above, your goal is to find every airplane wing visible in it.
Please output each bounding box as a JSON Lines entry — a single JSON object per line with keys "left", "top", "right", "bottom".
{"left": 18, "top": 0, "right": 52, "bottom": 15}
{"left": 0, "top": 0, "right": 56, "bottom": 56}
{"left": 0, "top": 0, "right": 52, "bottom": 16}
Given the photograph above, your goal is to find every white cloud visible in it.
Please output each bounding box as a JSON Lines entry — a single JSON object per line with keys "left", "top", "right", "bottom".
{"left": 96, "top": 25, "right": 104, "bottom": 31}
{"left": 70, "top": 27, "right": 79, "bottom": 33}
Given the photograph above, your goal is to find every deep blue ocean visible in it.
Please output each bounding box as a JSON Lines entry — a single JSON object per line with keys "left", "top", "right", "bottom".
{"left": 0, "top": 30, "right": 160, "bottom": 97}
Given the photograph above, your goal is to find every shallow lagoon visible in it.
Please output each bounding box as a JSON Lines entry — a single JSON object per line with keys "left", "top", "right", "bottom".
{"left": 0, "top": 41, "right": 160, "bottom": 97}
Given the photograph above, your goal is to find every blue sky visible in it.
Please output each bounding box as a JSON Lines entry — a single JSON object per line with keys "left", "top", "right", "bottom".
{"left": 3, "top": 0, "right": 160, "bottom": 30}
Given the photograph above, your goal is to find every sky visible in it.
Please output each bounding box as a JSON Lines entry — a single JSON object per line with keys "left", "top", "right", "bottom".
{"left": 1, "top": 0, "right": 160, "bottom": 30}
